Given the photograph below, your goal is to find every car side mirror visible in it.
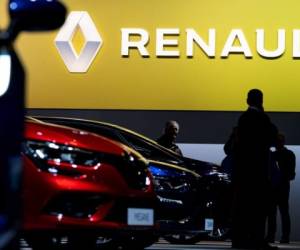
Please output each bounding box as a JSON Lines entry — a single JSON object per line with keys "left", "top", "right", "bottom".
{"left": 8, "top": 0, "right": 66, "bottom": 33}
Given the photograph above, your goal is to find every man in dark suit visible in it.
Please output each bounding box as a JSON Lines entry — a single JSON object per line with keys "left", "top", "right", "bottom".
{"left": 157, "top": 120, "right": 183, "bottom": 156}
{"left": 232, "top": 89, "right": 278, "bottom": 250}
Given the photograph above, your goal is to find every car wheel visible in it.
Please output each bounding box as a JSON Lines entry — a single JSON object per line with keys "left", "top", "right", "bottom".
{"left": 121, "top": 234, "right": 158, "bottom": 249}
{"left": 25, "top": 236, "right": 62, "bottom": 250}
{"left": 68, "top": 235, "right": 118, "bottom": 250}
{"left": 163, "top": 233, "right": 206, "bottom": 244}
{"left": 207, "top": 226, "right": 231, "bottom": 241}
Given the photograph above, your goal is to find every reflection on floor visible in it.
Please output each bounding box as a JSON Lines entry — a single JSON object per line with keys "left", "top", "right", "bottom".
{"left": 147, "top": 240, "right": 300, "bottom": 250}
{"left": 19, "top": 238, "right": 300, "bottom": 250}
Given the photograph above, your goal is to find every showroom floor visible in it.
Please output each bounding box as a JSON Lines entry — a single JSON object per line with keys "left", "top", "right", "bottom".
{"left": 147, "top": 240, "right": 300, "bottom": 250}
{"left": 19, "top": 239, "right": 300, "bottom": 250}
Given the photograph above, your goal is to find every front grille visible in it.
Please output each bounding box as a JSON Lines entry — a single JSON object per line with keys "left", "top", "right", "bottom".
{"left": 154, "top": 174, "right": 203, "bottom": 221}
{"left": 44, "top": 193, "right": 109, "bottom": 219}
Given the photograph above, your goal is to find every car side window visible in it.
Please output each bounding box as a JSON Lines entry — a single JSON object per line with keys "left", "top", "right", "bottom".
{"left": 119, "top": 131, "right": 180, "bottom": 162}
{"left": 119, "top": 132, "right": 152, "bottom": 156}
{"left": 73, "top": 123, "right": 122, "bottom": 143}
{"left": 87, "top": 125, "right": 122, "bottom": 142}
{"left": 49, "top": 120, "right": 122, "bottom": 143}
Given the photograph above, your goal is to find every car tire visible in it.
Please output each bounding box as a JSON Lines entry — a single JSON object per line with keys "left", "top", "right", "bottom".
{"left": 68, "top": 236, "right": 118, "bottom": 250}
{"left": 121, "top": 234, "right": 158, "bottom": 249}
{"left": 25, "top": 235, "right": 62, "bottom": 250}
{"left": 163, "top": 233, "right": 206, "bottom": 244}
{"left": 207, "top": 226, "right": 231, "bottom": 241}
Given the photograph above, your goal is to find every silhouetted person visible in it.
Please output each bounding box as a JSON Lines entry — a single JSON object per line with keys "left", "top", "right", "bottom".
{"left": 231, "top": 89, "right": 278, "bottom": 250}
{"left": 266, "top": 150, "right": 281, "bottom": 244}
{"left": 222, "top": 127, "right": 239, "bottom": 177}
{"left": 267, "top": 134, "right": 296, "bottom": 244}
{"left": 157, "top": 120, "right": 183, "bottom": 156}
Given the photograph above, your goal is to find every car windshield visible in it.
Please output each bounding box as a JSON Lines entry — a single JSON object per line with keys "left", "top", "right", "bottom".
{"left": 118, "top": 130, "right": 183, "bottom": 164}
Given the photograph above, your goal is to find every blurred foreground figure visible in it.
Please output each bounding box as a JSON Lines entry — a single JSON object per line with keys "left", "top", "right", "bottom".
{"left": 157, "top": 120, "right": 183, "bottom": 156}
{"left": 0, "top": 46, "right": 24, "bottom": 250}
{"left": 0, "top": 1, "right": 66, "bottom": 249}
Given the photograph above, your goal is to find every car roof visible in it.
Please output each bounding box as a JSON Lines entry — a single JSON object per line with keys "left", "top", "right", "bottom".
{"left": 29, "top": 116, "right": 201, "bottom": 177}
{"left": 30, "top": 115, "right": 182, "bottom": 157}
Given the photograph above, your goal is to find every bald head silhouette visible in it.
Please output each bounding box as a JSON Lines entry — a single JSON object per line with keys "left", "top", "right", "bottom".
{"left": 247, "top": 89, "right": 263, "bottom": 110}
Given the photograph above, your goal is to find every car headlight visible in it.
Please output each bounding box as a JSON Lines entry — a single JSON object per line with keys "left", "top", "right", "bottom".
{"left": 23, "top": 140, "right": 103, "bottom": 177}
{"left": 149, "top": 164, "right": 192, "bottom": 193}
{"left": 149, "top": 165, "right": 187, "bottom": 178}
{"left": 23, "top": 140, "right": 152, "bottom": 190}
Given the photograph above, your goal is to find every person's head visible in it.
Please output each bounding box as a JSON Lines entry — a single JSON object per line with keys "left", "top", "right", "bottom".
{"left": 164, "top": 120, "right": 180, "bottom": 141}
{"left": 247, "top": 89, "right": 263, "bottom": 110}
{"left": 276, "top": 133, "right": 286, "bottom": 150}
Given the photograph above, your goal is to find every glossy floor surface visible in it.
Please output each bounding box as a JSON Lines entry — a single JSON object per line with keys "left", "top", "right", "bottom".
{"left": 18, "top": 239, "right": 300, "bottom": 250}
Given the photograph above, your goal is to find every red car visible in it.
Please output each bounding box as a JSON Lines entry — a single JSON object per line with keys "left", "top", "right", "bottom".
{"left": 21, "top": 118, "right": 158, "bottom": 249}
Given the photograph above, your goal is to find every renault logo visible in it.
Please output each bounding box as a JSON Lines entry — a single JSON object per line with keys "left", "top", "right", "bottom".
{"left": 55, "top": 11, "right": 102, "bottom": 73}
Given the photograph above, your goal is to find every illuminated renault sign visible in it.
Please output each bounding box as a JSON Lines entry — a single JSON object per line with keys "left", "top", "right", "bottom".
{"left": 55, "top": 11, "right": 102, "bottom": 73}
{"left": 5, "top": 0, "right": 300, "bottom": 111}
{"left": 56, "top": 12, "right": 300, "bottom": 73}
{"left": 121, "top": 28, "right": 291, "bottom": 58}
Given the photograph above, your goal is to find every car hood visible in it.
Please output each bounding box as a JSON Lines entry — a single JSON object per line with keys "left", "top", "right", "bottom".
{"left": 180, "top": 157, "right": 224, "bottom": 176}
{"left": 25, "top": 119, "right": 136, "bottom": 158}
